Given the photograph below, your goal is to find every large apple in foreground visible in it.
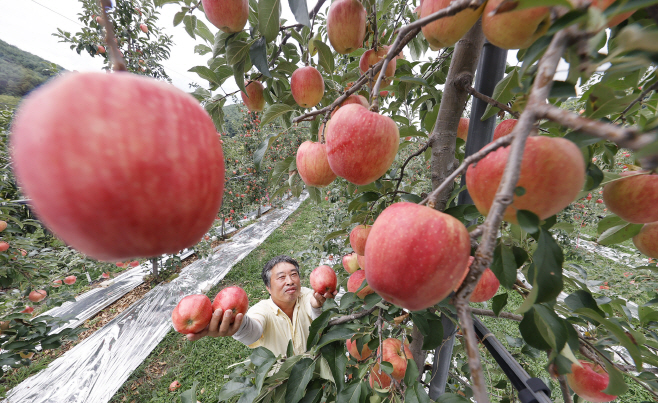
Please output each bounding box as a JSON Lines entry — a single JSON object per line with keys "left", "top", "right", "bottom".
{"left": 602, "top": 172, "right": 658, "bottom": 224}
{"left": 172, "top": 294, "right": 213, "bottom": 334}
{"left": 326, "top": 0, "right": 366, "bottom": 54}
{"left": 380, "top": 338, "right": 413, "bottom": 380}
{"left": 466, "top": 136, "right": 585, "bottom": 224}
{"left": 566, "top": 360, "right": 617, "bottom": 402}
{"left": 10, "top": 72, "right": 225, "bottom": 261}
{"left": 241, "top": 81, "right": 266, "bottom": 112}
{"left": 309, "top": 265, "right": 337, "bottom": 294}
{"left": 633, "top": 222, "right": 658, "bottom": 258}
{"left": 342, "top": 252, "right": 360, "bottom": 274}
{"left": 202, "top": 0, "right": 248, "bottom": 33}
{"left": 349, "top": 224, "right": 371, "bottom": 256}
{"left": 493, "top": 119, "right": 517, "bottom": 141}
{"left": 347, "top": 270, "right": 374, "bottom": 298}
{"left": 346, "top": 337, "right": 372, "bottom": 361}
{"left": 291, "top": 66, "right": 324, "bottom": 108}
{"left": 421, "top": 0, "right": 485, "bottom": 50}
{"left": 296, "top": 141, "right": 337, "bottom": 188}
{"left": 365, "top": 203, "right": 470, "bottom": 311}
{"left": 326, "top": 104, "right": 399, "bottom": 185}
{"left": 482, "top": 1, "right": 551, "bottom": 49}
{"left": 212, "top": 286, "right": 249, "bottom": 322}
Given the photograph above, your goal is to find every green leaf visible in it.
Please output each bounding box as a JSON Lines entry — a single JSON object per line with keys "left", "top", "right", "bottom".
{"left": 565, "top": 290, "right": 606, "bottom": 317}
{"left": 400, "top": 194, "right": 422, "bottom": 203}
{"left": 531, "top": 229, "right": 563, "bottom": 303}
{"left": 549, "top": 81, "right": 576, "bottom": 99}
{"left": 183, "top": 15, "right": 197, "bottom": 38}
{"left": 317, "top": 325, "right": 356, "bottom": 349}
{"left": 307, "top": 186, "right": 322, "bottom": 203}
{"left": 227, "top": 40, "right": 253, "bottom": 66}
{"left": 180, "top": 380, "right": 199, "bottom": 403}
{"left": 534, "top": 304, "right": 568, "bottom": 352}
{"left": 412, "top": 310, "right": 443, "bottom": 350}
{"left": 254, "top": 132, "right": 281, "bottom": 170}
{"left": 285, "top": 358, "right": 316, "bottom": 403}
{"left": 602, "top": 359, "right": 629, "bottom": 396}
{"left": 564, "top": 131, "right": 602, "bottom": 148}
{"left": 404, "top": 358, "right": 419, "bottom": 385}
{"left": 313, "top": 40, "right": 335, "bottom": 75}
{"left": 261, "top": 104, "right": 296, "bottom": 126}
{"left": 250, "top": 37, "right": 272, "bottom": 78}
{"left": 307, "top": 310, "right": 333, "bottom": 348}
{"left": 490, "top": 244, "right": 519, "bottom": 290}
{"left": 173, "top": 11, "right": 186, "bottom": 27}
{"left": 597, "top": 214, "right": 624, "bottom": 235}
{"left": 217, "top": 380, "right": 254, "bottom": 401}
{"left": 194, "top": 19, "right": 214, "bottom": 43}
{"left": 597, "top": 222, "right": 643, "bottom": 246}
{"left": 380, "top": 361, "right": 394, "bottom": 374}
{"left": 259, "top": 0, "right": 281, "bottom": 42}
{"left": 287, "top": 0, "right": 310, "bottom": 26}
{"left": 251, "top": 347, "right": 277, "bottom": 391}
{"left": 516, "top": 210, "right": 540, "bottom": 234}
{"left": 482, "top": 68, "right": 519, "bottom": 121}
{"left": 321, "top": 343, "right": 347, "bottom": 393}
{"left": 336, "top": 382, "right": 360, "bottom": 403}
{"left": 502, "top": 0, "right": 571, "bottom": 10}
{"left": 188, "top": 66, "right": 220, "bottom": 85}
{"left": 519, "top": 308, "right": 552, "bottom": 351}
{"left": 492, "top": 293, "right": 508, "bottom": 317}
{"left": 299, "top": 385, "right": 323, "bottom": 403}
{"left": 437, "top": 393, "right": 470, "bottom": 403}
{"left": 233, "top": 59, "right": 247, "bottom": 95}
{"left": 287, "top": 340, "right": 295, "bottom": 357}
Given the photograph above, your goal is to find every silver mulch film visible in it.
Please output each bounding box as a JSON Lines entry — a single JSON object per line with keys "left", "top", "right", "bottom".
{"left": 4, "top": 192, "right": 307, "bottom": 403}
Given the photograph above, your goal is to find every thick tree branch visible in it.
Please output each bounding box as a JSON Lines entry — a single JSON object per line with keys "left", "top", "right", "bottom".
{"left": 327, "top": 306, "right": 377, "bottom": 325}
{"left": 471, "top": 308, "right": 522, "bottom": 322}
{"left": 457, "top": 77, "right": 520, "bottom": 119}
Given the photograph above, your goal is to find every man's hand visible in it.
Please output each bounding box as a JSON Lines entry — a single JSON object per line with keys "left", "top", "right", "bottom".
{"left": 186, "top": 308, "right": 244, "bottom": 341}
{"left": 311, "top": 290, "right": 338, "bottom": 309}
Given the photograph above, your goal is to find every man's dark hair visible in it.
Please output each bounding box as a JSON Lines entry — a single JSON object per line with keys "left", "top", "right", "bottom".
{"left": 262, "top": 255, "right": 299, "bottom": 287}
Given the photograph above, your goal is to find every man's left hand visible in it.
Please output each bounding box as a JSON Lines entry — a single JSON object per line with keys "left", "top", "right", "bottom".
{"left": 311, "top": 290, "right": 338, "bottom": 309}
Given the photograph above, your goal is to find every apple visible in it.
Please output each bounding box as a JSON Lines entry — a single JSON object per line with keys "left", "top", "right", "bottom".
{"left": 380, "top": 338, "right": 413, "bottom": 380}
{"left": 453, "top": 256, "right": 500, "bottom": 302}
{"left": 602, "top": 171, "right": 658, "bottom": 224}
{"left": 592, "top": 0, "right": 636, "bottom": 27}
{"left": 633, "top": 222, "right": 658, "bottom": 258}
{"left": 29, "top": 290, "right": 47, "bottom": 303}
{"left": 356, "top": 254, "right": 367, "bottom": 271}
{"left": 130, "top": 261, "right": 140, "bottom": 267}
{"left": 102, "top": 272, "right": 110, "bottom": 279}
{"left": 342, "top": 252, "right": 360, "bottom": 274}
{"left": 64, "top": 275, "right": 77, "bottom": 285}
{"left": 212, "top": 286, "right": 249, "bottom": 322}
{"left": 369, "top": 362, "right": 392, "bottom": 389}
{"left": 346, "top": 337, "right": 372, "bottom": 360}
{"left": 347, "top": 270, "right": 374, "bottom": 298}
{"left": 52, "top": 279, "right": 63, "bottom": 288}
{"left": 97, "top": 45, "right": 106, "bottom": 54}
{"left": 0, "top": 241, "right": 8, "bottom": 252}
{"left": 482, "top": 1, "right": 551, "bottom": 50}
{"left": 325, "top": 104, "right": 399, "bottom": 185}
{"left": 172, "top": 294, "right": 213, "bottom": 334}
{"left": 291, "top": 66, "right": 325, "bottom": 108}
{"left": 169, "top": 380, "right": 182, "bottom": 392}
{"left": 420, "top": 0, "right": 485, "bottom": 50}
{"left": 21, "top": 306, "right": 34, "bottom": 314}
{"left": 296, "top": 141, "right": 337, "bottom": 188}
{"left": 331, "top": 94, "right": 369, "bottom": 117}
{"left": 139, "top": 23, "right": 148, "bottom": 33}
{"left": 326, "top": 0, "right": 367, "bottom": 54}
{"left": 457, "top": 117, "right": 469, "bottom": 141}
{"left": 95, "top": 16, "right": 103, "bottom": 24}
{"left": 466, "top": 136, "right": 585, "bottom": 224}
{"left": 0, "top": 220, "right": 6, "bottom": 231}
{"left": 359, "top": 47, "right": 397, "bottom": 82}
{"left": 365, "top": 203, "right": 470, "bottom": 311}
{"left": 566, "top": 360, "right": 617, "bottom": 402}
{"left": 493, "top": 119, "right": 517, "bottom": 141}
{"left": 349, "top": 224, "right": 371, "bottom": 255}
{"left": 241, "top": 81, "right": 266, "bottom": 112}
{"left": 310, "top": 265, "right": 338, "bottom": 294}
{"left": 11, "top": 72, "right": 225, "bottom": 262}
{"left": 202, "top": 0, "right": 248, "bottom": 33}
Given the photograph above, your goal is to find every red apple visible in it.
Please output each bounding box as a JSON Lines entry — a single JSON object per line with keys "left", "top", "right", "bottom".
{"left": 457, "top": 117, "right": 469, "bottom": 141}
{"left": 331, "top": 94, "right": 369, "bottom": 117}
{"left": 212, "top": 286, "right": 249, "bottom": 322}
{"left": 453, "top": 256, "right": 500, "bottom": 302}
{"left": 356, "top": 254, "right": 367, "bottom": 271}
{"left": 493, "top": 119, "right": 517, "bottom": 141}
{"left": 592, "top": 0, "right": 636, "bottom": 27}
{"left": 139, "top": 23, "right": 148, "bottom": 33}
{"left": 130, "top": 261, "right": 140, "bottom": 267}
{"left": 291, "top": 66, "right": 324, "bottom": 108}
{"left": 52, "top": 279, "right": 63, "bottom": 288}
{"left": 566, "top": 360, "right": 617, "bottom": 402}
{"left": 0, "top": 220, "right": 6, "bottom": 232}
{"left": 0, "top": 242, "right": 8, "bottom": 252}
{"left": 29, "top": 290, "right": 47, "bottom": 303}
{"left": 102, "top": 272, "right": 110, "bottom": 279}
{"left": 466, "top": 136, "right": 585, "bottom": 224}
{"left": 169, "top": 380, "right": 181, "bottom": 392}
{"left": 97, "top": 45, "right": 106, "bottom": 54}
{"left": 359, "top": 47, "right": 397, "bottom": 82}
{"left": 346, "top": 337, "right": 372, "bottom": 361}
{"left": 421, "top": 0, "right": 485, "bottom": 50}
{"left": 482, "top": 1, "right": 551, "bottom": 50}
{"left": 296, "top": 141, "right": 337, "bottom": 188}
{"left": 326, "top": 0, "right": 367, "bottom": 54}
{"left": 172, "top": 294, "right": 213, "bottom": 334}
{"left": 310, "top": 265, "right": 337, "bottom": 294}
{"left": 326, "top": 104, "right": 399, "bottom": 185}
{"left": 64, "top": 275, "right": 77, "bottom": 285}
{"left": 347, "top": 270, "right": 374, "bottom": 298}
{"left": 365, "top": 203, "right": 470, "bottom": 311}
{"left": 21, "top": 306, "right": 34, "bottom": 314}
{"left": 633, "top": 222, "right": 658, "bottom": 258}
{"left": 202, "top": 0, "right": 248, "bottom": 33}
{"left": 379, "top": 338, "right": 413, "bottom": 380}
{"left": 11, "top": 72, "right": 225, "bottom": 261}
{"left": 349, "top": 224, "right": 371, "bottom": 255}
{"left": 369, "top": 362, "right": 392, "bottom": 389}
{"left": 602, "top": 171, "right": 658, "bottom": 224}
{"left": 241, "top": 81, "right": 266, "bottom": 112}
{"left": 342, "top": 252, "right": 360, "bottom": 274}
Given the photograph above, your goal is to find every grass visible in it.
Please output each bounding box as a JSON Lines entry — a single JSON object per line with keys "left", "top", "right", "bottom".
{"left": 109, "top": 198, "right": 325, "bottom": 403}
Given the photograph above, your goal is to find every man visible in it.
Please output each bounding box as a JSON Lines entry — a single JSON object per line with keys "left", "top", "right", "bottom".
{"left": 187, "top": 255, "right": 336, "bottom": 356}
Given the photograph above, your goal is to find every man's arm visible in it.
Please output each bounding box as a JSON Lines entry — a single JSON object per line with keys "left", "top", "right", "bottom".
{"left": 309, "top": 290, "right": 338, "bottom": 319}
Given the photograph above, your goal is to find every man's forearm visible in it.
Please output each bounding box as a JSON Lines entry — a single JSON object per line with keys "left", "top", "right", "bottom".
{"left": 232, "top": 315, "right": 264, "bottom": 345}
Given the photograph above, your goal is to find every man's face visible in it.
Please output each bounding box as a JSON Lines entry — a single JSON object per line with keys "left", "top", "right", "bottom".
{"left": 266, "top": 262, "right": 301, "bottom": 307}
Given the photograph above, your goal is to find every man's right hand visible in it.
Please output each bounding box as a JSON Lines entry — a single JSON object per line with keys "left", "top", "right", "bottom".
{"left": 186, "top": 308, "right": 244, "bottom": 341}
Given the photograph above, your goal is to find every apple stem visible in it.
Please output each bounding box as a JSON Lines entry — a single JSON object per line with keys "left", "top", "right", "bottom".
{"left": 459, "top": 79, "right": 520, "bottom": 119}
{"left": 98, "top": 0, "right": 127, "bottom": 72}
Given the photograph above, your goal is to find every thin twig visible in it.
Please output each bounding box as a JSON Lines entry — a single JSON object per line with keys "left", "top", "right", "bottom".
{"left": 458, "top": 77, "right": 520, "bottom": 119}
{"left": 613, "top": 81, "right": 658, "bottom": 124}
{"left": 558, "top": 375, "right": 574, "bottom": 403}
{"left": 471, "top": 308, "right": 522, "bottom": 322}
{"left": 390, "top": 141, "right": 430, "bottom": 202}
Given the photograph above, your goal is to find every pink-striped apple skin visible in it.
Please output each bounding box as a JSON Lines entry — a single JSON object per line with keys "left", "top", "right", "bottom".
{"left": 482, "top": 1, "right": 551, "bottom": 50}
{"left": 347, "top": 270, "right": 373, "bottom": 298}
{"left": 326, "top": 104, "right": 399, "bottom": 185}
{"left": 566, "top": 360, "right": 617, "bottom": 402}
{"left": 10, "top": 72, "right": 225, "bottom": 262}
{"left": 342, "top": 252, "right": 360, "bottom": 274}
{"left": 296, "top": 141, "right": 337, "bottom": 188}
{"left": 369, "top": 363, "right": 392, "bottom": 389}
{"left": 212, "top": 286, "right": 249, "bottom": 322}
{"left": 202, "top": 0, "right": 248, "bottom": 33}
{"left": 172, "top": 294, "right": 213, "bottom": 334}
{"left": 603, "top": 172, "right": 658, "bottom": 224}
{"left": 359, "top": 47, "right": 397, "bottom": 81}
{"left": 633, "top": 222, "right": 658, "bottom": 258}
{"left": 346, "top": 337, "right": 372, "bottom": 360}
{"left": 64, "top": 275, "right": 77, "bottom": 285}
{"left": 454, "top": 256, "right": 500, "bottom": 302}
{"left": 349, "top": 224, "right": 371, "bottom": 256}
{"left": 0, "top": 242, "right": 8, "bottom": 252}
{"left": 379, "top": 338, "right": 413, "bottom": 380}
{"left": 466, "top": 136, "right": 585, "bottom": 224}
{"left": 241, "top": 81, "right": 266, "bottom": 112}
{"left": 493, "top": 119, "right": 517, "bottom": 141}
{"left": 291, "top": 66, "right": 324, "bottom": 108}
{"left": 29, "top": 290, "right": 47, "bottom": 302}
{"left": 420, "top": 0, "right": 485, "bottom": 50}
{"left": 365, "top": 203, "right": 470, "bottom": 311}
{"left": 331, "top": 94, "right": 369, "bottom": 117}
{"left": 457, "top": 117, "right": 469, "bottom": 141}
{"left": 326, "top": 0, "right": 366, "bottom": 54}
{"left": 309, "top": 265, "right": 337, "bottom": 294}
{"left": 592, "top": 0, "right": 636, "bottom": 27}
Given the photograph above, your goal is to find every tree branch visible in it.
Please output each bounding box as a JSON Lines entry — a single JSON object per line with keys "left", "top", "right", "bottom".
{"left": 99, "top": 0, "right": 127, "bottom": 71}
{"left": 471, "top": 308, "right": 522, "bottom": 322}
{"left": 612, "top": 80, "right": 658, "bottom": 124}
{"left": 457, "top": 77, "right": 520, "bottom": 119}
{"left": 327, "top": 306, "right": 377, "bottom": 326}
{"left": 558, "top": 375, "right": 574, "bottom": 403}
{"left": 390, "top": 141, "right": 429, "bottom": 202}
